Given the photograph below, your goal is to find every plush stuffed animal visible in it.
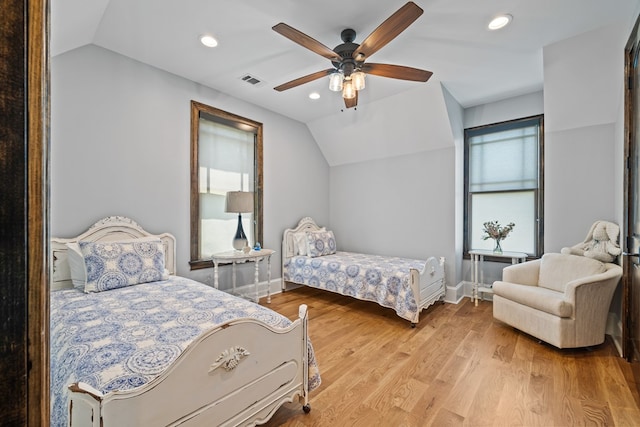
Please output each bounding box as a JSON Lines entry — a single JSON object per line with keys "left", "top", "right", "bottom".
{"left": 561, "top": 220, "right": 622, "bottom": 263}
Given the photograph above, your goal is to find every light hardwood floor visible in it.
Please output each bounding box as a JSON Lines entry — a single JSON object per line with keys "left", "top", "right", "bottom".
{"left": 260, "top": 286, "right": 640, "bottom": 426}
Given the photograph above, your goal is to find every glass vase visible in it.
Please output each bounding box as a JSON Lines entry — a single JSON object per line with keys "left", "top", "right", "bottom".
{"left": 493, "top": 239, "right": 503, "bottom": 254}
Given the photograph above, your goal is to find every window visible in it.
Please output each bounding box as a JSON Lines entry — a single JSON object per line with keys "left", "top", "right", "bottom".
{"left": 464, "top": 115, "right": 544, "bottom": 258}
{"left": 190, "top": 101, "right": 263, "bottom": 269}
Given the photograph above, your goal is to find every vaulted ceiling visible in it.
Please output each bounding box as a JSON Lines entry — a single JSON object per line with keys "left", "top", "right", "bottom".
{"left": 52, "top": 0, "right": 640, "bottom": 165}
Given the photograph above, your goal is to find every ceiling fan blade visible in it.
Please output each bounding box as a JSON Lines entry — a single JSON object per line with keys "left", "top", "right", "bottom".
{"left": 274, "top": 69, "right": 334, "bottom": 92}
{"left": 344, "top": 91, "right": 358, "bottom": 109}
{"left": 352, "top": 2, "right": 423, "bottom": 62}
{"left": 273, "top": 23, "right": 343, "bottom": 62}
{"left": 362, "top": 63, "right": 432, "bottom": 82}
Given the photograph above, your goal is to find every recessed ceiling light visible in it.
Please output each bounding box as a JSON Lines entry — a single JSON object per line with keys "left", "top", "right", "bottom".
{"left": 488, "top": 14, "right": 512, "bottom": 30}
{"left": 200, "top": 34, "right": 218, "bottom": 47}
{"left": 309, "top": 92, "right": 320, "bottom": 100}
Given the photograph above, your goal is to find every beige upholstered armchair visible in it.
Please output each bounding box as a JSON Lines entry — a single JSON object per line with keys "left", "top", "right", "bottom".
{"left": 492, "top": 253, "right": 622, "bottom": 349}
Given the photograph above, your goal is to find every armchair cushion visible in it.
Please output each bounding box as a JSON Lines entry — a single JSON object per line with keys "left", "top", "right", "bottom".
{"left": 538, "top": 253, "right": 606, "bottom": 292}
{"left": 492, "top": 282, "right": 573, "bottom": 317}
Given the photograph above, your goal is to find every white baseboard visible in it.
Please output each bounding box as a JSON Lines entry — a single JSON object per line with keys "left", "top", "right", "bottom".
{"left": 445, "top": 281, "right": 465, "bottom": 304}
{"left": 446, "top": 281, "right": 496, "bottom": 304}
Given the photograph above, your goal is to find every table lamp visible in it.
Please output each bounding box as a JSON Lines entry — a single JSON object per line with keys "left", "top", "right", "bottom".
{"left": 225, "top": 191, "right": 254, "bottom": 251}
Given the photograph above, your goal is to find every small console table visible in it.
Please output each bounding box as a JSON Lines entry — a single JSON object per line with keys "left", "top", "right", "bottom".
{"left": 469, "top": 249, "right": 528, "bottom": 306}
{"left": 212, "top": 249, "right": 275, "bottom": 303}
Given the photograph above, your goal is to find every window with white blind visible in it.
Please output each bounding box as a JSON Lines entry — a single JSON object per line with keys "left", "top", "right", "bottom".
{"left": 464, "top": 115, "right": 544, "bottom": 258}
{"left": 190, "top": 101, "right": 263, "bottom": 269}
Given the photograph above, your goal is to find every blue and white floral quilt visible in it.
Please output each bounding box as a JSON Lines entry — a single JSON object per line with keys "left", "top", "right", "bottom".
{"left": 50, "top": 276, "right": 320, "bottom": 427}
{"left": 284, "top": 251, "right": 426, "bottom": 322}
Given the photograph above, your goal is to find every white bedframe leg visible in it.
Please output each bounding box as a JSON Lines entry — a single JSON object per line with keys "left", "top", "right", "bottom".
{"left": 299, "top": 304, "right": 311, "bottom": 413}
{"left": 267, "top": 255, "right": 272, "bottom": 303}
{"left": 254, "top": 259, "right": 260, "bottom": 302}
{"left": 68, "top": 383, "right": 103, "bottom": 427}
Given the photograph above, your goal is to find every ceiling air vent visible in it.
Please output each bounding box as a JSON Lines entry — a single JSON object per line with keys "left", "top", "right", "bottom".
{"left": 240, "top": 74, "right": 263, "bottom": 86}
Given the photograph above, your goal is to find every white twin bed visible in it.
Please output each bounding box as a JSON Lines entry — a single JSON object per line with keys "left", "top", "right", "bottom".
{"left": 50, "top": 216, "right": 320, "bottom": 427}
{"left": 281, "top": 217, "right": 446, "bottom": 325}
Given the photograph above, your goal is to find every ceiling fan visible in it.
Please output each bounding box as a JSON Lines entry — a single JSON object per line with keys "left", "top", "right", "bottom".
{"left": 272, "top": 1, "right": 433, "bottom": 109}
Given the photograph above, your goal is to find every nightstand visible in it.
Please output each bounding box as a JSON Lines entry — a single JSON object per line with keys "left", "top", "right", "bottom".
{"left": 212, "top": 249, "right": 275, "bottom": 303}
{"left": 469, "top": 249, "right": 528, "bottom": 306}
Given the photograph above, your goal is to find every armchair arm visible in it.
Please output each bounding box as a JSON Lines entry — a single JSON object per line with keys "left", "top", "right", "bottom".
{"left": 563, "top": 265, "right": 622, "bottom": 308}
{"left": 563, "top": 264, "right": 622, "bottom": 345}
{"left": 501, "top": 259, "right": 541, "bottom": 286}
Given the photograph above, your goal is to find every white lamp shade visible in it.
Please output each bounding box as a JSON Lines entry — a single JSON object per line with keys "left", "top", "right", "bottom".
{"left": 225, "top": 191, "right": 254, "bottom": 213}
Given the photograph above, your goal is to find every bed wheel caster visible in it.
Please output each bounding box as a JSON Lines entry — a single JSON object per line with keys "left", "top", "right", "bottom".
{"left": 303, "top": 404, "right": 311, "bottom": 413}
{"left": 411, "top": 323, "right": 417, "bottom": 328}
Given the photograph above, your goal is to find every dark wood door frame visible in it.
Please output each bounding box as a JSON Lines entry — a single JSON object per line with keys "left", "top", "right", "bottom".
{"left": 0, "top": 0, "right": 49, "bottom": 425}
{"left": 623, "top": 11, "right": 640, "bottom": 399}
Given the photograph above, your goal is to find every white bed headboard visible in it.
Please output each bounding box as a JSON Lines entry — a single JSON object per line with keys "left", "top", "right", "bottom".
{"left": 51, "top": 216, "right": 176, "bottom": 291}
{"left": 282, "top": 217, "right": 324, "bottom": 260}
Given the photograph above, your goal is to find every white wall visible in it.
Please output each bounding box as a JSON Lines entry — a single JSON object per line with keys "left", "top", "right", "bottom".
{"left": 442, "top": 86, "right": 465, "bottom": 286}
{"left": 543, "top": 25, "right": 627, "bottom": 134}
{"left": 464, "top": 91, "right": 544, "bottom": 129}
{"left": 544, "top": 124, "right": 617, "bottom": 251}
{"left": 51, "top": 44, "right": 330, "bottom": 285}
{"left": 461, "top": 92, "right": 544, "bottom": 284}
{"left": 326, "top": 83, "right": 457, "bottom": 285}
{"left": 543, "top": 24, "right": 627, "bottom": 252}
{"left": 308, "top": 80, "right": 455, "bottom": 167}
{"left": 329, "top": 147, "right": 456, "bottom": 283}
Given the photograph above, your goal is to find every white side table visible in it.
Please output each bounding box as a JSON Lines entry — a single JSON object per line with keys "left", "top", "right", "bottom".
{"left": 212, "top": 249, "right": 275, "bottom": 303}
{"left": 469, "top": 249, "right": 528, "bottom": 306}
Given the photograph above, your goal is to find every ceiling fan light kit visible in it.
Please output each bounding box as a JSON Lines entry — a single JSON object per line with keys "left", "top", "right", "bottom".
{"left": 272, "top": 1, "right": 432, "bottom": 109}
{"left": 342, "top": 79, "right": 357, "bottom": 99}
{"left": 329, "top": 72, "right": 344, "bottom": 91}
{"left": 351, "top": 71, "right": 366, "bottom": 90}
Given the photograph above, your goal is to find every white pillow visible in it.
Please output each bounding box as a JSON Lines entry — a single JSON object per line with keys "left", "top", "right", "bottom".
{"left": 306, "top": 230, "right": 337, "bottom": 257}
{"left": 293, "top": 232, "right": 309, "bottom": 256}
{"left": 293, "top": 227, "right": 326, "bottom": 256}
{"left": 65, "top": 242, "right": 87, "bottom": 288}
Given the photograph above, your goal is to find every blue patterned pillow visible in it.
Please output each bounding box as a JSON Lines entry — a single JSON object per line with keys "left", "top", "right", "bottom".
{"left": 79, "top": 239, "right": 168, "bottom": 292}
{"left": 306, "top": 230, "right": 337, "bottom": 257}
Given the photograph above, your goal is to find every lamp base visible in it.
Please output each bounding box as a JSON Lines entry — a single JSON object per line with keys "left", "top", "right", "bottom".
{"left": 232, "top": 213, "right": 248, "bottom": 251}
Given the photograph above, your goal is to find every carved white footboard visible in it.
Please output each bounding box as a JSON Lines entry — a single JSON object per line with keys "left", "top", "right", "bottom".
{"left": 409, "top": 256, "right": 446, "bottom": 325}
{"left": 68, "top": 305, "right": 310, "bottom": 427}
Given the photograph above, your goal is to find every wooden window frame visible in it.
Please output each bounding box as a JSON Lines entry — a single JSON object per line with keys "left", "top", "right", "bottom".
{"left": 463, "top": 115, "right": 545, "bottom": 261}
{"left": 189, "top": 101, "right": 263, "bottom": 270}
